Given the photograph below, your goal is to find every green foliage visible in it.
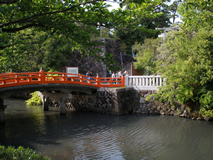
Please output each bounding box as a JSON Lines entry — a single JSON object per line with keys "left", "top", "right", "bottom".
{"left": 200, "top": 91, "right": 213, "bottom": 110}
{"left": 0, "top": 29, "right": 48, "bottom": 72}
{"left": 132, "top": 0, "right": 213, "bottom": 118}
{"left": 199, "top": 108, "right": 213, "bottom": 118}
{"left": 0, "top": 0, "right": 118, "bottom": 72}
{"left": 177, "top": 109, "right": 181, "bottom": 115}
{"left": 133, "top": 38, "right": 162, "bottom": 74}
{"left": 178, "top": 0, "right": 213, "bottom": 31}
{"left": 25, "top": 91, "right": 42, "bottom": 106}
{"left": 0, "top": 145, "right": 49, "bottom": 160}
{"left": 113, "top": 0, "right": 172, "bottom": 54}
{"left": 0, "top": 0, "right": 174, "bottom": 72}
{"left": 155, "top": 27, "right": 213, "bottom": 105}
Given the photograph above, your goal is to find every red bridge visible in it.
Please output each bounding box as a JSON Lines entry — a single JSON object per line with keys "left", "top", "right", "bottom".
{"left": 0, "top": 70, "right": 126, "bottom": 124}
{"left": 0, "top": 70, "right": 125, "bottom": 89}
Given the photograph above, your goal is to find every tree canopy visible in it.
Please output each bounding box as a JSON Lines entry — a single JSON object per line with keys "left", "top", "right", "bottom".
{"left": 1, "top": 0, "right": 171, "bottom": 72}
{"left": 0, "top": 0, "right": 116, "bottom": 71}
{"left": 0, "top": 0, "right": 112, "bottom": 49}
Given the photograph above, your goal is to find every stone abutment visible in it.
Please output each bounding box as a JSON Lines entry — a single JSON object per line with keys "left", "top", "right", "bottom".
{"left": 45, "top": 88, "right": 205, "bottom": 120}
{"left": 0, "top": 88, "right": 207, "bottom": 124}
{"left": 71, "top": 88, "right": 138, "bottom": 115}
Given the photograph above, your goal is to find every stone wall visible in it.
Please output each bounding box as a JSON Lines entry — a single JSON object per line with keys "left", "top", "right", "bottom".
{"left": 45, "top": 88, "right": 208, "bottom": 121}
{"left": 134, "top": 90, "right": 208, "bottom": 121}
{"left": 70, "top": 89, "right": 191, "bottom": 118}
{"left": 71, "top": 88, "right": 139, "bottom": 115}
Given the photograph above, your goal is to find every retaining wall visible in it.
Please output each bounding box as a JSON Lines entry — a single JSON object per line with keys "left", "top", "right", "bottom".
{"left": 71, "top": 88, "right": 139, "bottom": 115}
{"left": 45, "top": 88, "right": 207, "bottom": 121}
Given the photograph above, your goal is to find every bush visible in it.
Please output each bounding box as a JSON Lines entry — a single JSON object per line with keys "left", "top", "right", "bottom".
{"left": 25, "top": 91, "right": 42, "bottom": 105}
{"left": 0, "top": 145, "right": 50, "bottom": 160}
{"left": 199, "top": 108, "right": 213, "bottom": 118}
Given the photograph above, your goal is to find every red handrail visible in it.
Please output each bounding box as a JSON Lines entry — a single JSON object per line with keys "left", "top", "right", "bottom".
{"left": 0, "top": 71, "right": 125, "bottom": 89}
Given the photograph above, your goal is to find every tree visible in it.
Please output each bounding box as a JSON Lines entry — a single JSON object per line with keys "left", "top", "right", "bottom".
{"left": 154, "top": 26, "right": 213, "bottom": 113}
{"left": 132, "top": 0, "right": 213, "bottom": 118}
{"left": 177, "top": 0, "right": 213, "bottom": 32}
{"left": 0, "top": 0, "right": 112, "bottom": 38}
{"left": 0, "top": 0, "right": 116, "bottom": 71}
{"left": 133, "top": 38, "right": 162, "bottom": 74}
{"left": 112, "top": 0, "right": 171, "bottom": 55}
{"left": 149, "top": 0, "right": 213, "bottom": 116}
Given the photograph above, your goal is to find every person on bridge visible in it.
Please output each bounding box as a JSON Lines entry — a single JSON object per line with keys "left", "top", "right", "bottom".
{"left": 123, "top": 70, "right": 128, "bottom": 76}
{"left": 86, "top": 71, "right": 93, "bottom": 80}
{"left": 118, "top": 71, "right": 122, "bottom": 78}
{"left": 86, "top": 71, "right": 90, "bottom": 77}
{"left": 112, "top": 72, "right": 115, "bottom": 84}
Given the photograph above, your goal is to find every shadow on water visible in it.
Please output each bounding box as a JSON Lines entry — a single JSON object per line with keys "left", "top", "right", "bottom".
{"left": 0, "top": 98, "right": 144, "bottom": 149}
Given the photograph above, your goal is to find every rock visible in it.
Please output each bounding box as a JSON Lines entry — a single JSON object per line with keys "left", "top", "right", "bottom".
{"left": 192, "top": 117, "right": 196, "bottom": 120}
{"left": 160, "top": 110, "right": 165, "bottom": 115}
{"left": 136, "top": 109, "right": 141, "bottom": 114}
{"left": 164, "top": 101, "right": 170, "bottom": 106}
{"left": 204, "top": 116, "right": 210, "bottom": 121}
{"left": 144, "top": 93, "right": 149, "bottom": 98}
{"left": 155, "top": 110, "right": 160, "bottom": 114}
{"left": 165, "top": 111, "right": 169, "bottom": 115}
{"left": 147, "top": 103, "right": 154, "bottom": 108}
{"left": 197, "top": 117, "right": 202, "bottom": 120}
{"left": 141, "top": 107, "right": 147, "bottom": 112}
{"left": 162, "top": 106, "right": 167, "bottom": 112}
{"left": 183, "top": 110, "right": 189, "bottom": 117}
{"left": 173, "top": 111, "right": 179, "bottom": 116}
{"left": 151, "top": 106, "right": 156, "bottom": 111}
{"left": 140, "top": 98, "right": 146, "bottom": 103}
{"left": 170, "top": 111, "right": 174, "bottom": 115}
{"left": 171, "top": 106, "right": 175, "bottom": 111}
{"left": 181, "top": 105, "right": 185, "bottom": 112}
{"left": 149, "top": 99, "right": 154, "bottom": 103}
{"left": 157, "top": 106, "right": 161, "bottom": 111}
{"left": 149, "top": 110, "right": 154, "bottom": 114}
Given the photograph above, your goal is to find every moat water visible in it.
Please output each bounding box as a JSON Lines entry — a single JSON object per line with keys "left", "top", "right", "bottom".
{"left": 1, "top": 98, "right": 213, "bottom": 160}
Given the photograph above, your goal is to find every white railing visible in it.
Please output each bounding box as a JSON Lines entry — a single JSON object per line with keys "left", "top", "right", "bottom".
{"left": 125, "top": 75, "right": 164, "bottom": 90}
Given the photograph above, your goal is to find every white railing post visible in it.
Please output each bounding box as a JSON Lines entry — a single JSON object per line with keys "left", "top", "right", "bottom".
{"left": 146, "top": 77, "right": 148, "bottom": 87}
{"left": 142, "top": 77, "right": 145, "bottom": 86}
{"left": 125, "top": 75, "right": 129, "bottom": 87}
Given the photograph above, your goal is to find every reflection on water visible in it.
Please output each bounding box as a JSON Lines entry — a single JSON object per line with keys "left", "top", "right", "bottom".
{"left": 1, "top": 98, "right": 213, "bottom": 160}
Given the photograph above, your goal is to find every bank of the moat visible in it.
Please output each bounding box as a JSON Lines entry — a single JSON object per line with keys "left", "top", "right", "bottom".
{"left": 43, "top": 88, "right": 210, "bottom": 122}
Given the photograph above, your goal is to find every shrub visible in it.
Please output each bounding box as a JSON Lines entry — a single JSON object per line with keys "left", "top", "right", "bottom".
{"left": 0, "top": 145, "right": 50, "bottom": 160}
{"left": 25, "top": 91, "right": 42, "bottom": 105}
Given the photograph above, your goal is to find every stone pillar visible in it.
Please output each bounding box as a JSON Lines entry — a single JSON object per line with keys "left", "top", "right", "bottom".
{"left": 39, "top": 91, "right": 72, "bottom": 115}
{"left": 42, "top": 96, "right": 49, "bottom": 111}
{"left": 0, "top": 98, "right": 8, "bottom": 124}
{"left": 59, "top": 97, "right": 66, "bottom": 115}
